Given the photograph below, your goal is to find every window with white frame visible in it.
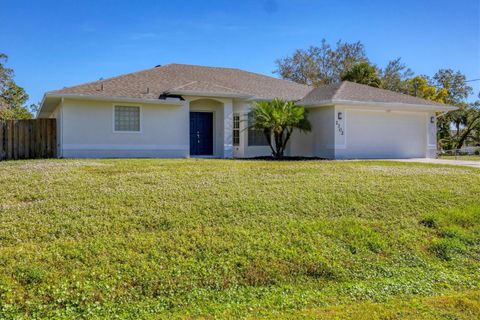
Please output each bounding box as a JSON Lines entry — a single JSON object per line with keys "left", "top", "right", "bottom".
{"left": 248, "top": 112, "right": 269, "bottom": 146}
{"left": 114, "top": 106, "right": 140, "bottom": 132}
{"left": 233, "top": 113, "right": 240, "bottom": 146}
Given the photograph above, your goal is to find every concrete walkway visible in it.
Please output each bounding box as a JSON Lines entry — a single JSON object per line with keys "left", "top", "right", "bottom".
{"left": 385, "top": 158, "right": 480, "bottom": 169}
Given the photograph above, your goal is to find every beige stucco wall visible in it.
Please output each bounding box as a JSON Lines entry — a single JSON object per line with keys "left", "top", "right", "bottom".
{"left": 311, "top": 106, "right": 335, "bottom": 159}
{"left": 60, "top": 98, "right": 189, "bottom": 158}
{"left": 289, "top": 105, "right": 437, "bottom": 159}
{"left": 51, "top": 97, "right": 438, "bottom": 160}
{"left": 335, "top": 105, "right": 436, "bottom": 159}
{"left": 288, "top": 106, "right": 335, "bottom": 158}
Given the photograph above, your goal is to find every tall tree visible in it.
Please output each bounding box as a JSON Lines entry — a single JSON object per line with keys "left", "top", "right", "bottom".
{"left": 439, "top": 101, "right": 480, "bottom": 150}
{"left": 274, "top": 39, "right": 367, "bottom": 86}
{"left": 432, "top": 69, "right": 472, "bottom": 105}
{"left": 0, "top": 53, "right": 32, "bottom": 120}
{"left": 404, "top": 76, "right": 448, "bottom": 103}
{"left": 431, "top": 69, "right": 474, "bottom": 150}
{"left": 0, "top": 53, "right": 13, "bottom": 91}
{"left": 341, "top": 61, "right": 381, "bottom": 87}
{"left": 1, "top": 80, "right": 29, "bottom": 110}
{"left": 379, "top": 58, "right": 414, "bottom": 92}
{"left": 454, "top": 105, "right": 480, "bottom": 149}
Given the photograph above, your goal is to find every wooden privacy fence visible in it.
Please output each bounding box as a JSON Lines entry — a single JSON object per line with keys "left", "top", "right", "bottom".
{"left": 0, "top": 119, "right": 57, "bottom": 161}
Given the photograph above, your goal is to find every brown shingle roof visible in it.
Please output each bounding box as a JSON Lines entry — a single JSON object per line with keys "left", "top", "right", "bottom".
{"left": 298, "top": 81, "right": 453, "bottom": 108}
{"left": 49, "top": 63, "right": 311, "bottom": 101}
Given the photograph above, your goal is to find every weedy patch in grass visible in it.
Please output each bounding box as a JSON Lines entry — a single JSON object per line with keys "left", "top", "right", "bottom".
{"left": 14, "top": 264, "right": 46, "bottom": 286}
{"left": 302, "top": 260, "right": 340, "bottom": 280}
{"left": 421, "top": 204, "right": 480, "bottom": 261}
{"left": 429, "top": 238, "right": 467, "bottom": 261}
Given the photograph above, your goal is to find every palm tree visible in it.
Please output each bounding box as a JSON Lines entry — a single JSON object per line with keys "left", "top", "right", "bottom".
{"left": 249, "top": 98, "right": 311, "bottom": 158}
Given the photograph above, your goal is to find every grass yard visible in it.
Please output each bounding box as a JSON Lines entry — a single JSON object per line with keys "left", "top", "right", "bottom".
{"left": 0, "top": 159, "right": 479, "bottom": 319}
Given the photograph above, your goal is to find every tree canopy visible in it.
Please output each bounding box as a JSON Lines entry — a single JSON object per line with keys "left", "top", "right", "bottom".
{"left": 274, "top": 39, "right": 367, "bottom": 86}
{"left": 0, "top": 53, "right": 32, "bottom": 120}
{"left": 432, "top": 69, "right": 472, "bottom": 105}
{"left": 379, "top": 58, "right": 414, "bottom": 93}
{"left": 341, "top": 61, "right": 381, "bottom": 87}
{"left": 275, "top": 40, "right": 479, "bottom": 150}
{"left": 404, "top": 76, "right": 448, "bottom": 103}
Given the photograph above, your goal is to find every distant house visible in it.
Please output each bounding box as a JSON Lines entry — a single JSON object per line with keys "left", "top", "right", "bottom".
{"left": 38, "top": 64, "right": 455, "bottom": 159}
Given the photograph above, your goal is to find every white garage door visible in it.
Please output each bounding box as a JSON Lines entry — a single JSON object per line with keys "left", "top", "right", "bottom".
{"left": 346, "top": 110, "right": 427, "bottom": 159}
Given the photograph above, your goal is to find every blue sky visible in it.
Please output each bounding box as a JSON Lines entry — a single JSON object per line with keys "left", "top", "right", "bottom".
{"left": 1, "top": 0, "right": 479, "bottom": 105}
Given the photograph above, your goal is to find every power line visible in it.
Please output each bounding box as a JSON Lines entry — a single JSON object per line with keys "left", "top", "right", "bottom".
{"left": 465, "top": 78, "right": 480, "bottom": 82}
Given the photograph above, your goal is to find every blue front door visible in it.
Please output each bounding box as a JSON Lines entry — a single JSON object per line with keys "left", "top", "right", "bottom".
{"left": 190, "top": 112, "right": 213, "bottom": 155}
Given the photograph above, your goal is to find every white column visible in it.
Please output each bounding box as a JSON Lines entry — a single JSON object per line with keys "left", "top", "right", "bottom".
{"left": 427, "top": 112, "right": 437, "bottom": 158}
{"left": 183, "top": 100, "right": 191, "bottom": 158}
{"left": 333, "top": 105, "right": 346, "bottom": 159}
{"left": 223, "top": 100, "right": 233, "bottom": 158}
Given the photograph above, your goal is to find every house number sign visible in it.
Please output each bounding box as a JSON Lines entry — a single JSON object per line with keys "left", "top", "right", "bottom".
{"left": 336, "top": 120, "right": 344, "bottom": 136}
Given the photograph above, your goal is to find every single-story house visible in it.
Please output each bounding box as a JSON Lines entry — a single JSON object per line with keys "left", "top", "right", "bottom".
{"left": 38, "top": 63, "right": 456, "bottom": 159}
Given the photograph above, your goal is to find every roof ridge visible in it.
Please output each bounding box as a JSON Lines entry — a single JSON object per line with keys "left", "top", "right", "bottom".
{"left": 168, "top": 80, "right": 250, "bottom": 94}
{"left": 331, "top": 81, "right": 348, "bottom": 100}
{"left": 209, "top": 82, "right": 249, "bottom": 93}
{"left": 170, "top": 63, "right": 311, "bottom": 89}
{"left": 235, "top": 68, "right": 312, "bottom": 89}
{"left": 338, "top": 80, "right": 447, "bottom": 105}
{"left": 44, "top": 63, "right": 313, "bottom": 104}
{"left": 169, "top": 80, "right": 199, "bottom": 91}
{"left": 168, "top": 63, "right": 243, "bottom": 72}
{"left": 48, "top": 63, "right": 311, "bottom": 94}
{"left": 298, "top": 80, "right": 455, "bottom": 109}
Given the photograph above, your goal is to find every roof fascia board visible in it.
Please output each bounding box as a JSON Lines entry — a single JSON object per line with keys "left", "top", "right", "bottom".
{"left": 37, "top": 94, "right": 63, "bottom": 118}
{"left": 244, "top": 97, "right": 271, "bottom": 102}
{"left": 36, "top": 94, "right": 48, "bottom": 118}
{"left": 44, "top": 93, "right": 185, "bottom": 106}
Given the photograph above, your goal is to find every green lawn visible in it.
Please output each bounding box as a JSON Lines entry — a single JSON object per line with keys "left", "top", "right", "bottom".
{"left": 0, "top": 159, "right": 479, "bottom": 319}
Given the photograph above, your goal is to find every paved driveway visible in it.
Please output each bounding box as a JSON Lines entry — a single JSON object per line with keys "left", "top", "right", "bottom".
{"left": 385, "top": 158, "right": 480, "bottom": 169}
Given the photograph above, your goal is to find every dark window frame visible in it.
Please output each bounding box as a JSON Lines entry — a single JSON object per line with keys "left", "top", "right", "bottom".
{"left": 248, "top": 113, "right": 269, "bottom": 146}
